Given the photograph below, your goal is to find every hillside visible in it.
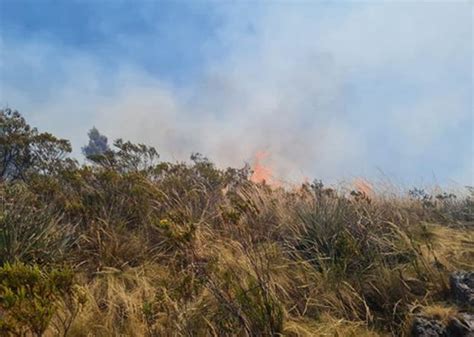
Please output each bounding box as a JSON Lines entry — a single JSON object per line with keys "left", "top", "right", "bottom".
{"left": 1, "top": 109, "right": 473, "bottom": 336}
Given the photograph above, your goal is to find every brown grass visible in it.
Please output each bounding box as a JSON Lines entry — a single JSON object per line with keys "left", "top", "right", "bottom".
{"left": 1, "top": 168, "right": 473, "bottom": 336}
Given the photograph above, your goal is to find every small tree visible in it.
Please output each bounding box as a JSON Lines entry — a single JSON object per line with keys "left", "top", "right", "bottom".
{"left": 82, "top": 127, "right": 160, "bottom": 174}
{"left": 112, "top": 138, "right": 160, "bottom": 173}
{"left": 0, "top": 108, "right": 73, "bottom": 181}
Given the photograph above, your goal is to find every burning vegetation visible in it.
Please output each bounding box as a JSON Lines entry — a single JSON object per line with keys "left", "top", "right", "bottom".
{"left": 1, "top": 108, "right": 473, "bottom": 337}
{"left": 250, "top": 151, "right": 274, "bottom": 185}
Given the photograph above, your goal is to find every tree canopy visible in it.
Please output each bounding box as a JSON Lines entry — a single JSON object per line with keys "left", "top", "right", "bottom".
{"left": 0, "top": 108, "right": 73, "bottom": 181}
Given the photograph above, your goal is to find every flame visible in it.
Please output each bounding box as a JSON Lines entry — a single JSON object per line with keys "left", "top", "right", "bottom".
{"left": 250, "top": 151, "right": 274, "bottom": 184}
{"left": 353, "top": 178, "right": 373, "bottom": 197}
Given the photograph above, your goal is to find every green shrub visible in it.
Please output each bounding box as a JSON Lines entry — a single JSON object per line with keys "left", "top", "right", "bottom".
{"left": 0, "top": 262, "right": 76, "bottom": 336}
{"left": 0, "top": 184, "right": 74, "bottom": 265}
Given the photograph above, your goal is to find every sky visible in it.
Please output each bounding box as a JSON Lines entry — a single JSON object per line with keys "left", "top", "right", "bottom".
{"left": 0, "top": 0, "right": 472, "bottom": 187}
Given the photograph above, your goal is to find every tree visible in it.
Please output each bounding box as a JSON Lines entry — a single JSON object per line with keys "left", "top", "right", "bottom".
{"left": 81, "top": 126, "right": 160, "bottom": 174}
{"left": 112, "top": 138, "right": 159, "bottom": 173}
{"left": 81, "top": 127, "right": 110, "bottom": 160}
{"left": 0, "top": 108, "right": 73, "bottom": 181}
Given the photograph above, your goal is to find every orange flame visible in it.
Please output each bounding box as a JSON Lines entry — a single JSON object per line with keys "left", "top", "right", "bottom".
{"left": 250, "top": 151, "right": 273, "bottom": 185}
{"left": 353, "top": 178, "right": 373, "bottom": 197}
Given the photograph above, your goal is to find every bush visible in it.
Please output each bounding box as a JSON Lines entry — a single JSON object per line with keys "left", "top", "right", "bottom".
{"left": 0, "top": 183, "right": 74, "bottom": 265}
{"left": 0, "top": 262, "right": 77, "bottom": 337}
{"left": 0, "top": 108, "right": 74, "bottom": 182}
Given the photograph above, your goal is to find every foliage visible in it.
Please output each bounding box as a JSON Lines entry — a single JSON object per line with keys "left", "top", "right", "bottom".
{"left": 0, "top": 262, "right": 78, "bottom": 337}
{"left": 0, "top": 109, "right": 472, "bottom": 336}
{"left": 409, "top": 187, "right": 474, "bottom": 223}
{"left": 0, "top": 183, "right": 75, "bottom": 265}
{"left": 0, "top": 108, "right": 74, "bottom": 182}
{"left": 84, "top": 137, "right": 159, "bottom": 175}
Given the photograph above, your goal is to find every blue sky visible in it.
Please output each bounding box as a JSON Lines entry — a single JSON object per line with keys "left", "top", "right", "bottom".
{"left": 0, "top": 0, "right": 472, "bottom": 187}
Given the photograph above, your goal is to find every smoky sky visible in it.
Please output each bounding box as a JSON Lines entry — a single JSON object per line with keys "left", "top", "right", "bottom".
{"left": 0, "top": 1, "right": 472, "bottom": 186}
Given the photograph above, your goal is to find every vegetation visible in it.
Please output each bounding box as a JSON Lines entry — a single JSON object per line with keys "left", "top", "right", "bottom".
{"left": 0, "top": 108, "right": 473, "bottom": 336}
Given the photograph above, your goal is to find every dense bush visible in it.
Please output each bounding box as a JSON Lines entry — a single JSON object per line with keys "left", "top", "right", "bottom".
{"left": 0, "top": 263, "right": 79, "bottom": 337}
{"left": 0, "top": 183, "right": 75, "bottom": 265}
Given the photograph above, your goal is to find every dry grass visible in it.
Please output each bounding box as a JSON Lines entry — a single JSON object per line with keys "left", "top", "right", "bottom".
{"left": 1, "top": 168, "right": 473, "bottom": 336}
{"left": 3, "top": 109, "right": 474, "bottom": 336}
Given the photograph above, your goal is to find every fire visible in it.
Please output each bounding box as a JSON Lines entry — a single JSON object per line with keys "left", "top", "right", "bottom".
{"left": 250, "top": 151, "right": 273, "bottom": 184}
{"left": 353, "top": 178, "right": 373, "bottom": 197}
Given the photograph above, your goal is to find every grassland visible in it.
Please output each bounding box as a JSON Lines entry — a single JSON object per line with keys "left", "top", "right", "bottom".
{"left": 1, "top": 109, "right": 473, "bottom": 336}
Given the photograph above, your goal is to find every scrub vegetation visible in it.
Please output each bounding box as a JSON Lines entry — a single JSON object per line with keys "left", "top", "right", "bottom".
{"left": 1, "top": 108, "right": 473, "bottom": 336}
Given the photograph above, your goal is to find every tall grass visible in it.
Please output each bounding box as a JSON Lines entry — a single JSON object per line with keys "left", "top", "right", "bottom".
{"left": 0, "top": 184, "right": 74, "bottom": 265}
{"left": 0, "top": 165, "right": 472, "bottom": 336}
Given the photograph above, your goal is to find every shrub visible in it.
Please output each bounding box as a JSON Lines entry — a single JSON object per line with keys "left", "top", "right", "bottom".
{"left": 0, "top": 262, "right": 77, "bottom": 336}
{"left": 0, "top": 183, "right": 74, "bottom": 265}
